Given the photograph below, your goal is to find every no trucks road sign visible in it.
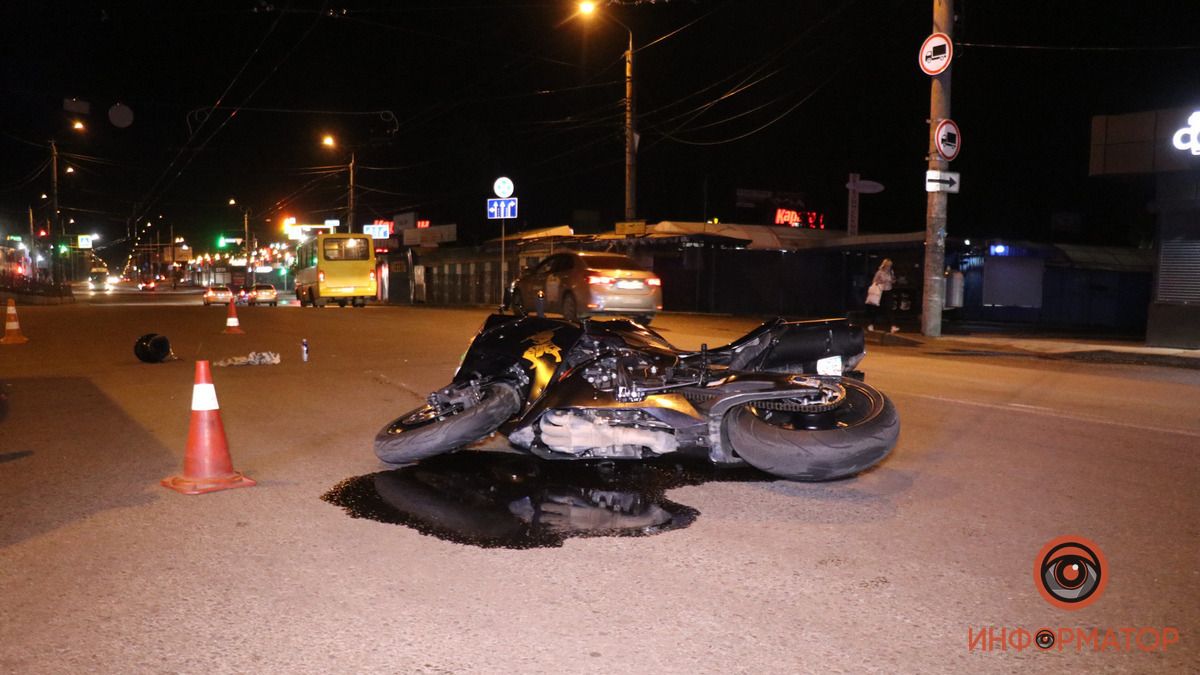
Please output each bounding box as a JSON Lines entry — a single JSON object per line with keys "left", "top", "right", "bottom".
{"left": 919, "top": 33, "right": 953, "bottom": 76}
{"left": 934, "top": 119, "right": 961, "bottom": 161}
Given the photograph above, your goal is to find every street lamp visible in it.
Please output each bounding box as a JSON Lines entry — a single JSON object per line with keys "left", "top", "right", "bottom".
{"left": 321, "top": 134, "right": 355, "bottom": 232}
{"left": 578, "top": 2, "right": 636, "bottom": 221}
{"left": 227, "top": 197, "right": 253, "bottom": 275}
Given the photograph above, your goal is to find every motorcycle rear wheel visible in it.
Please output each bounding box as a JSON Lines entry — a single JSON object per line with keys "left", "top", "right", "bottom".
{"left": 722, "top": 378, "right": 898, "bottom": 481}
{"left": 374, "top": 382, "right": 522, "bottom": 465}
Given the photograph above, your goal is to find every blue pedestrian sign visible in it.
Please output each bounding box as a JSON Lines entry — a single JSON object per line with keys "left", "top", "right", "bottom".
{"left": 487, "top": 198, "right": 518, "bottom": 219}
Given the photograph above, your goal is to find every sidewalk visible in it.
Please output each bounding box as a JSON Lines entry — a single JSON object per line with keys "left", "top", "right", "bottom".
{"left": 865, "top": 329, "right": 1200, "bottom": 369}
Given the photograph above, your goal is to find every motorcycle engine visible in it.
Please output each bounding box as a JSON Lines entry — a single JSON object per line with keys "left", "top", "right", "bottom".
{"left": 535, "top": 408, "right": 678, "bottom": 459}
{"left": 582, "top": 350, "right": 679, "bottom": 403}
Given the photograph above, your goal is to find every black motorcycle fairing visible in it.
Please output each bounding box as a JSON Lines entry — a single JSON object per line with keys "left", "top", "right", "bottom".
{"left": 454, "top": 314, "right": 584, "bottom": 396}
{"left": 577, "top": 317, "right": 681, "bottom": 356}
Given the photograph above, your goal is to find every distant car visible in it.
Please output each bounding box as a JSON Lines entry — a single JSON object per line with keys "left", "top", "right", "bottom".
{"left": 248, "top": 283, "right": 278, "bottom": 306}
{"left": 203, "top": 284, "right": 233, "bottom": 306}
{"left": 138, "top": 280, "right": 156, "bottom": 291}
{"left": 509, "top": 251, "right": 662, "bottom": 324}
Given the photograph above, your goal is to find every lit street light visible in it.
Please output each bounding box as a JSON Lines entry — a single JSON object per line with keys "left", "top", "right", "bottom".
{"left": 321, "top": 134, "right": 355, "bottom": 231}
{"left": 578, "top": 2, "right": 636, "bottom": 220}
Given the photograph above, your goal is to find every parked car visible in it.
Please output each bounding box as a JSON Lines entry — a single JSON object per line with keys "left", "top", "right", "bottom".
{"left": 203, "top": 284, "right": 233, "bottom": 306}
{"left": 509, "top": 251, "right": 662, "bottom": 323}
{"left": 248, "top": 283, "right": 278, "bottom": 306}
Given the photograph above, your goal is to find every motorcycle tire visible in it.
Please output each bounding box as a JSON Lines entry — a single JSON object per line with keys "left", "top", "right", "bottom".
{"left": 722, "top": 378, "right": 898, "bottom": 481}
{"left": 374, "top": 382, "right": 522, "bottom": 465}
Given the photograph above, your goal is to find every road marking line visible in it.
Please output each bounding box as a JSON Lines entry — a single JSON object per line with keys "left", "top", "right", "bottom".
{"left": 896, "top": 391, "right": 1200, "bottom": 439}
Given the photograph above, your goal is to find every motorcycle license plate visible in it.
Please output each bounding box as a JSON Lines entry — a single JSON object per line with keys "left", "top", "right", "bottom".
{"left": 816, "top": 355, "right": 843, "bottom": 376}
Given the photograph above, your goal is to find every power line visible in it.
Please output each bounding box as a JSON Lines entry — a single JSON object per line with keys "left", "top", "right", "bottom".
{"left": 958, "top": 41, "right": 1200, "bottom": 52}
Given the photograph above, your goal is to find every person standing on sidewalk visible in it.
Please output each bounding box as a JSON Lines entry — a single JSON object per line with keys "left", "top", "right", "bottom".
{"left": 866, "top": 258, "right": 899, "bottom": 333}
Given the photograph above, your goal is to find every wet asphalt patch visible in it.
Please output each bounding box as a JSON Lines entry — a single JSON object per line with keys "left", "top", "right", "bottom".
{"left": 322, "top": 452, "right": 773, "bottom": 549}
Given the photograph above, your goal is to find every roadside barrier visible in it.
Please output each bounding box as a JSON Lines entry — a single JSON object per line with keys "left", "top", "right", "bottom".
{"left": 222, "top": 300, "right": 245, "bottom": 334}
{"left": 161, "top": 360, "right": 256, "bottom": 495}
{"left": 1, "top": 299, "right": 29, "bottom": 345}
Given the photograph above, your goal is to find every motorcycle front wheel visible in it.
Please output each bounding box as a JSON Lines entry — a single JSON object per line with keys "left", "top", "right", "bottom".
{"left": 722, "top": 378, "right": 898, "bottom": 481}
{"left": 374, "top": 382, "right": 522, "bottom": 465}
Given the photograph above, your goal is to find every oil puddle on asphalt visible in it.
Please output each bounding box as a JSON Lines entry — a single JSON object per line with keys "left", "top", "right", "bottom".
{"left": 322, "top": 452, "right": 772, "bottom": 549}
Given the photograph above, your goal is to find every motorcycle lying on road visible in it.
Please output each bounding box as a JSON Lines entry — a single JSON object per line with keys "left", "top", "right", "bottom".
{"left": 375, "top": 314, "right": 899, "bottom": 481}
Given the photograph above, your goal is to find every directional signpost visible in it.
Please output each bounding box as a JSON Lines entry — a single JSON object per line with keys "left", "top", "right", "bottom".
{"left": 486, "top": 198, "right": 518, "bottom": 220}
{"left": 488, "top": 177, "right": 516, "bottom": 304}
{"left": 845, "top": 173, "right": 885, "bottom": 236}
{"left": 925, "top": 170, "right": 960, "bottom": 194}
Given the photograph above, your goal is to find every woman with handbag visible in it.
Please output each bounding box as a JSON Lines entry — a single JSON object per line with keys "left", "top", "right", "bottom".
{"left": 865, "top": 258, "right": 899, "bottom": 333}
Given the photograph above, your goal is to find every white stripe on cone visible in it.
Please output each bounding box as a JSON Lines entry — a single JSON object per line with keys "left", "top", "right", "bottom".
{"left": 226, "top": 317, "right": 240, "bottom": 326}
{"left": 191, "top": 383, "right": 219, "bottom": 411}
{"left": 5, "top": 322, "right": 17, "bottom": 330}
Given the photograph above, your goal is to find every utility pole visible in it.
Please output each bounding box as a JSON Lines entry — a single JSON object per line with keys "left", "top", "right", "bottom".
{"left": 50, "top": 140, "right": 60, "bottom": 235}
{"left": 49, "top": 140, "right": 63, "bottom": 284}
{"left": 922, "top": 0, "right": 953, "bottom": 337}
{"left": 624, "top": 32, "right": 636, "bottom": 221}
{"left": 348, "top": 151, "right": 356, "bottom": 232}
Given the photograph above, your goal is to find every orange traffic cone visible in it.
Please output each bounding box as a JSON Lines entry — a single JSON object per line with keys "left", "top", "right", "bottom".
{"left": 162, "top": 360, "right": 256, "bottom": 494}
{"left": 222, "top": 300, "right": 245, "bottom": 334}
{"left": 1, "top": 299, "right": 29, "bottom": 345}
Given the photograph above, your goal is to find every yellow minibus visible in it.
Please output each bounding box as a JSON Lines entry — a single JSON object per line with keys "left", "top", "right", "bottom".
{"left": 294, "top": 233, "right": 377, "bottom": 307}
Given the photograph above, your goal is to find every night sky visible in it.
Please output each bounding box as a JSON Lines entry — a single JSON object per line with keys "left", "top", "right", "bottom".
{"left": 3, "top": 0, "right": 1200, "bottom": 267}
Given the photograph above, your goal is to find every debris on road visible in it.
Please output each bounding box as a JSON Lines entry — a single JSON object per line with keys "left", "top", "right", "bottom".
{"left": 213, "top": 351, "right": 281, "bottom": 367}
{"left": 133, "top": 333, "right": 175, "bottom": 363}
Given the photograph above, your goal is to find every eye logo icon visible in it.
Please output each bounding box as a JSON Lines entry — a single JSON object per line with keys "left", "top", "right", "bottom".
{"left": 1035, "top": 536, "right": 1108, "bottom": 610}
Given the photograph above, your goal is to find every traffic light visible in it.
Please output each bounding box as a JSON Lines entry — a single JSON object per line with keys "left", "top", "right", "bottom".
{"left": 218, "top": 236, "right": 227, "bottom": 249}
{"left": 37, "top": 228, "right": 48, "bottom": 238}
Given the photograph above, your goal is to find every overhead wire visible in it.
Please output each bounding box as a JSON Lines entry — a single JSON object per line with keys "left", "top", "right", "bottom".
{"left": 648, "top": 0, "right": 862, "bottom": 142}
{"left": 957, "top": 41, "right": 1200, "bottom": 52}
{"left": 0, "top": 158, "right": 49, "bottom": 192}
{"left": 646, "top": 0, "right": 914, "bottom": 148}
{"left": 654, "top": 72, "right": 840, "bottom": 146}
{"left": 122, "top": 4, "right": 292, "bottom": 272}
{"left": 129, "top": 6, "right": 288, "bottom": 226}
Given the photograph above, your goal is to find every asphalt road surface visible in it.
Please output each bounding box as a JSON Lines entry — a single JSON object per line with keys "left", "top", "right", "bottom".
{"left": 2, "top": 292, "right": 1198, "bottom": 673}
